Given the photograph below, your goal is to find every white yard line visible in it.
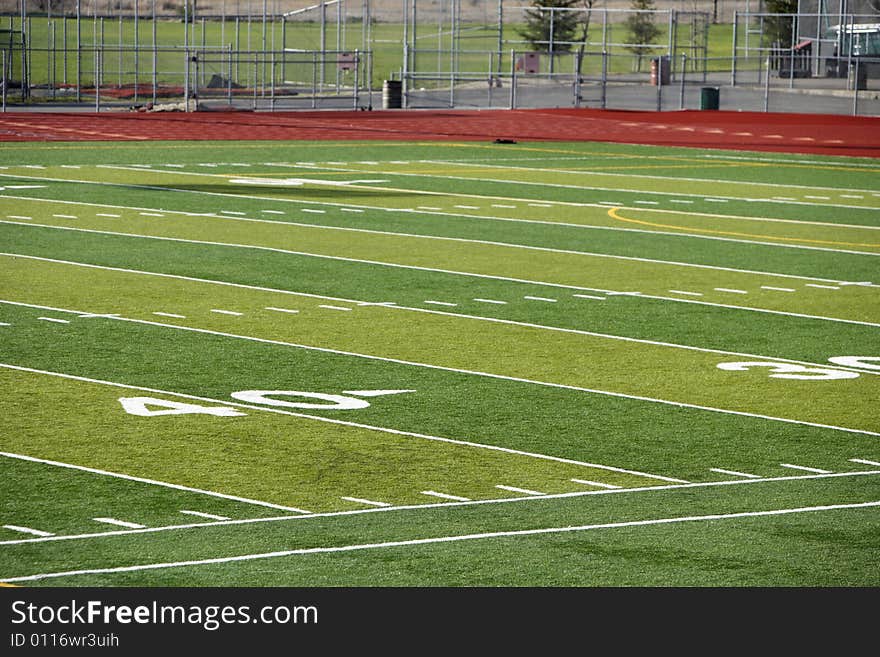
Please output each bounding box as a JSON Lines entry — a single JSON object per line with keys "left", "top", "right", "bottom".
{"left": 5, "top": 499, "right": 878, "bottom": 583}
{"left": 3, "top": 260, "right": 878, "bottom": 374}
{"left": 0, "top": 361, "right": 686, "bottom": 482}
{"left": 0, "top": 450, "right": 311, "bottom": 514}
{"left": 5, "top": 224, "right": 879, "bottom": 331}
{"left": 1, "top": 470, "right": 877, "bottom": 548}
{"left": 4, "top": 172, "right": 880, "bottom": 260}
{"left": 3, "top": 300, "right": 879, "bottom": 440}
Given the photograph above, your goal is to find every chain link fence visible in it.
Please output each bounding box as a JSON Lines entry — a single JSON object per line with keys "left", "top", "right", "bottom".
{"left": 1, "top": 1, "right": 878, "bottom": 115}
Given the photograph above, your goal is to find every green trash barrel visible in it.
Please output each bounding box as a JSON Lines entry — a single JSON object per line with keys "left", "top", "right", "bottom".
{"left": 700, "top": 86, "right": 720, "bottom": 110}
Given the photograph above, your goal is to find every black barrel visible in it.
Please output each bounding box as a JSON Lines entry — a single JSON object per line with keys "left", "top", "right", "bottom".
{"left": 382, "top": 80, "right": 402, "bottom": 109}
{"left": 700, "top": 86, "right": 720, "bottom": 110}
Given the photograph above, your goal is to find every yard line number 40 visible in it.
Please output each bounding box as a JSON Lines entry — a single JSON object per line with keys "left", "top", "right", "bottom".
{"left": 119, "top": 389, "right": 414, "bottom": 417}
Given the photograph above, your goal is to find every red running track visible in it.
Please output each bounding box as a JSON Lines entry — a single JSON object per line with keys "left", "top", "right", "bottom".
{"left": 0, "top": 108, "right": 878, "bottom": 157}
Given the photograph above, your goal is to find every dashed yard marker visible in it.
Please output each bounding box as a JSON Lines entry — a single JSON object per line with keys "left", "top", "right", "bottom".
{"left": 319, "top": 305, "right": 353, "bottom": 312}
{"left": 573, "top": 293, "right": 606, "bottom": 301}
{"left": 473, "top": 298, "right": 507, "bottom": 305}
{"left": 570, "top": 479, "right": 622, "bottom": 489}
{"left": 710, "top": 468, "right": 762, "bottom": 479}
{"left": 265, "top": 306, "right": 300, "bottom": 314}
{"left": 3, "top": 525, "right": 54, "bottom": 538}
{"left": 780, "top": 463, "right": 832, "bottom": 474}
{"left": 850, "top": 458, "right": 880, "bottom": 467}
{"left": 341, "top": 497, "right": 392, "bottom": 508}
{"left": 153, "top": 312, "right": 186, "bottom": 319}
{"left": 524, "top": 296, "right": 557, "bottom": 303}
{"left": 38, "top": 317, "right": 69, "bottom": 324}
{"left": 495, "top": 485, "right": 546, "bottom": 497}
{"left": 93, "top": 518, "right": 147, "bottom": 529}
{"left": 806, "top": 283, "right": 840, "bottom": 290}
{"left": 424, "top": 300, "right": 458, "bottom": 307}
{"left": 210, "top": 309, "right": 244, "bottom": 316}
{"left": 669, "top": 290, "right": 703, "bottom": 297}
{"left": 761, "top": 286, "right": 796, "bottom": 292}
{"left": 714, "top": 288, "right": 748, "bottom": 295}
{"left": 179, "top": 510, "right": 231, "bottom": 521}
{"left": 421, "top": 490, "right": 471, "bottom": 502}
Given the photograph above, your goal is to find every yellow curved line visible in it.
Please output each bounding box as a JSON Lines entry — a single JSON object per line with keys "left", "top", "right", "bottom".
{"left": 607, "top": 207, "right": 880, "bottom": 249}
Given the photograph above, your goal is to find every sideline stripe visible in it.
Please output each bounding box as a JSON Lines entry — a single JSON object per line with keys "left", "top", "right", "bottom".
{"left": 5, "top": 500, "right": 878, "bottom": 583}
{"left": 2, "top": 470, "right": 877, "bottom": 547}
{"left": 0, "top": 450, "right": 311, "bottom": 514}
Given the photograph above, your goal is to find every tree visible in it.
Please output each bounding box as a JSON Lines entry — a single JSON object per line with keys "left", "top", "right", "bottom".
{"left": 624, "top": 0, "right": 662, "bottom": 72}
{"left": 519, "top": 0, "right": 595, "bottom": 74}
{"left": 519, "top": 0, "right": 583, "bottom": 55}
{"left": 763, "top": 0, "right": 798, "bottom": 48}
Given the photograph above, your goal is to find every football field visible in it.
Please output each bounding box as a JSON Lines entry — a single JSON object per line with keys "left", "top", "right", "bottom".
{"left": 1, "top": 138, "right": 878, "bottom": 586}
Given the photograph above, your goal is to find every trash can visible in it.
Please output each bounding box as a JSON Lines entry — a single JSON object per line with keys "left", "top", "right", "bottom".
{"left": 700, "top": 86, "right": 720, "bottom": 110}
{"left": 650, "top": 56, "right": 671, "bottom": 86}
{"left": 848, "top": 62, "right": 868, "bottom": 90}
{"left": 382, "top": 79, "right": 402, "bottom": 109}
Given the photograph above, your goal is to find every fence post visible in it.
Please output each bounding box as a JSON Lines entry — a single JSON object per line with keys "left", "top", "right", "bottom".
{"left": 354, "top": 49, "right": 360, "bottom": 110}
{"left": 183, "top": 49, "right": 190, "bottom": 111}
{"left": 763, "top": 55, "right": 770, "bottom": 112}
{"left": 731, "top": 12, "right": 737, "bottom": 87}
{"left": 2, "top": 50, "right": 7, "bottom": 112}
{"left": 94, "top": 47, "right": 100, "bottom": 112}
{"left": 509, "top": 49, "right": 516, "bottom": 109}
{"left": 852, "top": 57, "right": 860, "bottom": 116}
{"left": 679, "top": 53, "right": 686, "bottom": 109}
{"left": 601, "top": 50, "right": 607, "bottom": 110}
